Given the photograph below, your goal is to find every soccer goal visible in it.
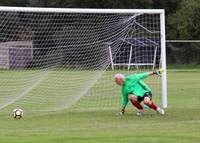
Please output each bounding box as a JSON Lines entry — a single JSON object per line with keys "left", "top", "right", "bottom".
{"left": 0, "top": 7, "right": 167, "bottom": 113}
{"left": 108, "top": 37, "right": 158, "bottom": 70}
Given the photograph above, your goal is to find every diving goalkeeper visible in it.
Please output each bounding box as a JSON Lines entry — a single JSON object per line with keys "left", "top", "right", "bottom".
{"left": 115, "top": 69, "right": 165, "bottom": 116}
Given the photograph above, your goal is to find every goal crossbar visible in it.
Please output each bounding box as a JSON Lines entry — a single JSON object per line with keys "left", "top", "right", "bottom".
{"left": 0, "top": 6, "right": 164, "bottom": 14}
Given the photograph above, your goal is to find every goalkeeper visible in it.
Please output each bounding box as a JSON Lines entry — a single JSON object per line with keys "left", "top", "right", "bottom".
{"left": 115, "top": 69, "right": 165, "bottom": 116}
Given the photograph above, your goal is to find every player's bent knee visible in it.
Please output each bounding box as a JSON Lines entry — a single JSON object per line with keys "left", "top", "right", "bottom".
{"left": 129, "top": 95, "right": 137, "bottom": 103}
{"left": 143, "top": 97, "right": 152, "bottom": 106}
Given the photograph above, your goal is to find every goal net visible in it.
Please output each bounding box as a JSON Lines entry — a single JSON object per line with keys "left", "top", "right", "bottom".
{"left": 0, "top": 7, "right": 167, "bottom": 113}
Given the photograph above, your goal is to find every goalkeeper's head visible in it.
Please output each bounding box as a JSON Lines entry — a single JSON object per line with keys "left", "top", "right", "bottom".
{"left": 114, "top": 74, "right": 125, "bottom": 86}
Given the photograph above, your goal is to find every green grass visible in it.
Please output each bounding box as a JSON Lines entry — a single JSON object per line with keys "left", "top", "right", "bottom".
{"left": 167, "top": 64, "right": 200, "bottom": 69}
{"left": 0, "top": 69, "right": 200, "bottom": 143}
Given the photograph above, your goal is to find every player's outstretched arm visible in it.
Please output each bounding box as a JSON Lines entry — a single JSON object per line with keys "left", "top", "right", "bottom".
{"left": 118, "top": 96, "right": 128, "bottom": 116}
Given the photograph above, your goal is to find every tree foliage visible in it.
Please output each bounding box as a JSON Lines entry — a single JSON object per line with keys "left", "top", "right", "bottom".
{"left": 167, "top": 0, "right": 200, "bottom": 39}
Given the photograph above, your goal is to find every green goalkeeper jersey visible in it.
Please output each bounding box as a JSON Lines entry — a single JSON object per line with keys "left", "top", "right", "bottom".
{"left": 121, "top": 72, "right": 151, "bottom": 108}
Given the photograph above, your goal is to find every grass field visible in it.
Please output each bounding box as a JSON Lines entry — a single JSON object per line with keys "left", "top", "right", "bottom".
{"left": 0, "top": 69, "right": 199, "bottom": 143}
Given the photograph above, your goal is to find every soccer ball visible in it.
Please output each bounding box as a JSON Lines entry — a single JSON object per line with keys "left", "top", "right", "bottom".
{"left": 13, "top": 108, "right": 23, "bottom": 119}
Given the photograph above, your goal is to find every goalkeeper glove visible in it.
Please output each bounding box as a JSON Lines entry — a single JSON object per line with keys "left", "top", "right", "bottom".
{"left": 119, "top": 108, "right": 125, "bottom": 116}
{"left": 153, "top": 68, "right": 164, "bottom": 75}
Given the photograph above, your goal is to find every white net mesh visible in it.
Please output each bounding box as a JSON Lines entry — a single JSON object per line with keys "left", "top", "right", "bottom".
{"left": 0, "top": 8, "right": 164, "bottom": 113}
{"left": 77, "top": 13, "right": 162, "bottom": 111}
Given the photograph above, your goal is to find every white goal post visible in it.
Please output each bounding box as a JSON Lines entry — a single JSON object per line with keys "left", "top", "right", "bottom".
{"left": 0, "top": 7, "right": 167, "bottom": 112}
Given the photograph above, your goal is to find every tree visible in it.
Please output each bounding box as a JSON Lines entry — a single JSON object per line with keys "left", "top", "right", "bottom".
{"left": 167, "top": 0, "right": 200, "bottom": 40}
{"left": 0, "top": 0, "right": 28, "bottom": 6}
